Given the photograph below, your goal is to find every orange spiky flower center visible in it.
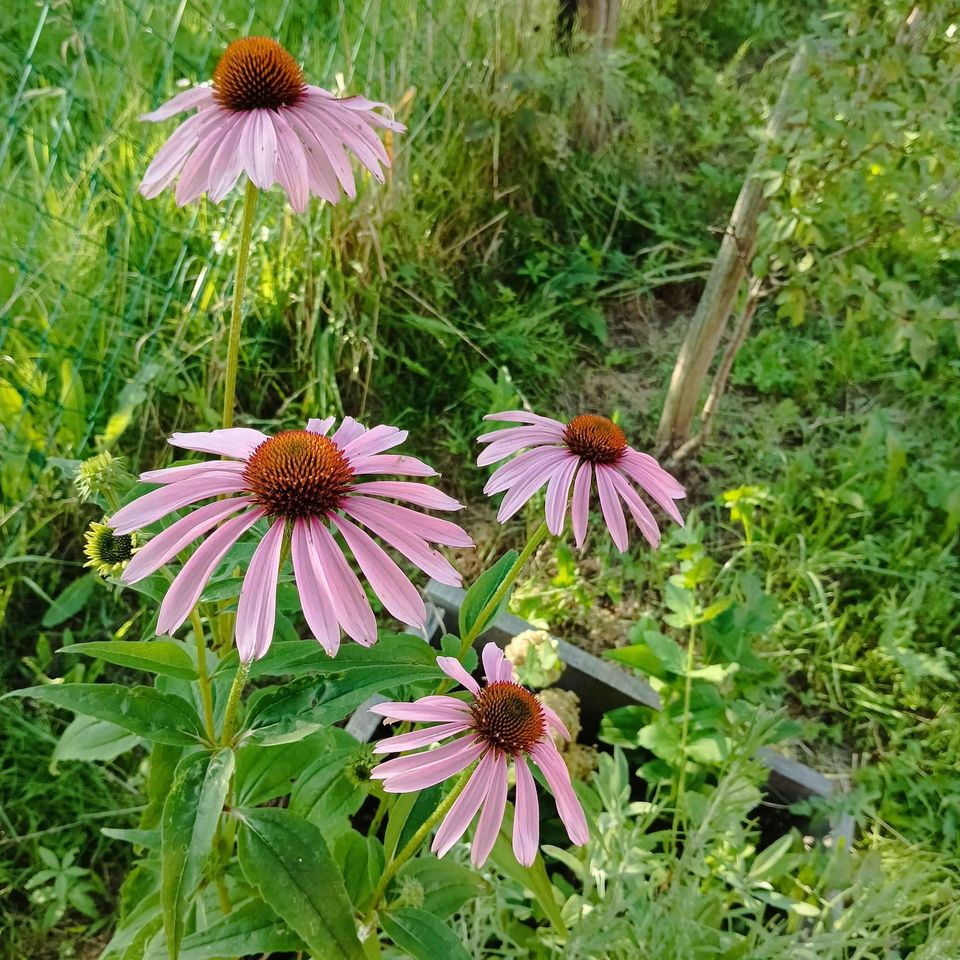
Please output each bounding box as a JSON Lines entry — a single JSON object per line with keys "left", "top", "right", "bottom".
{"left": 213, "top": 37, "right": 305, "bottom": 112}
{"left": 243, "top": 430, "right": 354, "bottom": 520}
{"left": 563, "top": 414, "right": 627, "bottom": 465}
{"left": 471, "top": 681, "right": 545, "bottom": 755}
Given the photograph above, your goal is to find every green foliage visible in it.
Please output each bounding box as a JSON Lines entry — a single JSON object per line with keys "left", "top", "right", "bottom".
{"left": 237, "top": 807, "right": 364, "bottom": 960}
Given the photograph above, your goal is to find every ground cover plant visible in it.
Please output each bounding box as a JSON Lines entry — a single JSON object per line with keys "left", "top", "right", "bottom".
{"left": 2, "top": 0, "right": 959, "bottom": 958}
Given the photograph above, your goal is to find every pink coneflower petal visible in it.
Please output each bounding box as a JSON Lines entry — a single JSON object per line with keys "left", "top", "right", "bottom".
{"left": 176, "top": 116, "right": 233, "bottom": 205}
{"left": 496, "top": 452, "right": 572, "bottom": 523}
{"left": 375, "top": 738, "right": 487, "bottom": 792}
{"left": 341, "top": 499, "right": 463, "bottom": 586}
{"left": 369, "top": 696, "right": 472, "bottom": 723}
{"left": 140, "top": 85, "right": 214, "bottom": 122}
{"left": 309, "top": 519, "right": 377, "bottom": 645}
{"left": 115, "top": 415, "right": 467, "bottom": 661}
{"left": 342, "top": 425, "right": 407, "bottom": 459}
{"left": 541, "top": 704, "right": 571, "bottom": 741}
{"left": 606, "top": 467, "right": 660, "bottom": 548}
{"left": 140, "top": 109, "right": 222, "bottom": 198}
{"left": 530, "top": 740, "right": 589, "bottom": 844}
{"left": 571, "top": 461, "right": 592, "bottom": 547}
{"left": 471, "top": 750, "right": 508, "bottom": 866}
{"left": 374, "top": 720, "right": 472, "bottom": 754}
{"left": 483, "top": 411, "right": 566, "bottom": 430}
{"left": 121, "top": 497, "right": 253, "bottom": 583}
{"left": 139, "top": 38, "right": 403, "bottom": 208}
{"left": 329, "top": 514, "right": 426, "bottom": 629}
{"left": 271, "top": 110, "right": 310, "bottom": 213}
{"left": 481, "top": 643, "right": 514, "bottom": 684}
{"left": 291, "top": 518, "right": 340, "bottom": 656}
{"left": 370, "top": 644, "right": 587, "bottom": 867}
{"left": 156, "top": 508, "right": 264, "bottom": 635}
{"left": 285, "top": 108, "right": 342, "bottom": 203}
{"left": 432, "top": 750, "right": 498, "bottom": 857}
{"left": 349, "top": 499, "right": 473, "bottom": 548}
{"left": 484, "top": 447, "right": 564, "bottom": 495}
{"left": 619, "top": 451, "right": 686, "bottom": 525}
{"left": 139, "top": 461, "right": 247, "bottom": 486}
{"left": 169, "top": 428, "right": 269, "bottom": 459}
{"left": 513, "top": 758, "right": 541, "bottom": 866}
{"left": 544, "top": 456, "right": 578, "bottom": 536}
{"left": 110, "top": 474, "right": 248, "bottom": 534}
{"left": 236, "top": 520, "right": 285, "bottom": 661}
{"left": 207, "top": 113, "right": 249, "bottom": 203}
{"left": 595, "top": 465, "right": 629, "bottom": 552}
{"left": 350, "top": 481, "right": 462, "bottom": 511}
{"left": 306, "top": 415, "right": 336, "bottom": 435}
{"left": 350, "top": 454, "right": 438, "bottom": 478}
{"left": 437, "top": 656, "right": 480, "bottom": 694}
{"left": 477, "top": 410, "right": 684, "bottom": 553}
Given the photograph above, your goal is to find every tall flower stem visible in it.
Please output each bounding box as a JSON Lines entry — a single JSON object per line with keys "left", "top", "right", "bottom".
{"left": 220, "top": 661, "right": 250, "bottom": 746}
{"left": 457, "top": 519, "right": 548, "bottom": 660}
{"left": 189, "top": 608, "right": 217, "bottom": 743}
{"left": 362, "top": 767, "right": 473, "bottom": 926}
{"left": 221, "top": 179, "right": 259, "bottom": 431}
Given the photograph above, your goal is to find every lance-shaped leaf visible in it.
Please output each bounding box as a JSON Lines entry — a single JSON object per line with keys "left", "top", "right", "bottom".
{"left": 59, "top": 640, "right": 198, "bottom": 681}
{"left": 237, "top": 807, "right": 363, "bottom": 960}
{"left": 161, "top": 748, "right": 234, "bottom": 960}
{"left": 5, "top": 684, "right": 206, "bottom": 745}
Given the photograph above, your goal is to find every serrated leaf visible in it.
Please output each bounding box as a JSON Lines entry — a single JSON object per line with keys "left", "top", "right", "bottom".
{"left": 458, "top": 550, "right": 518, "bottom": 639}
{"left": 381, "top": 907, "right": 471, "bottom": 960}
{"left": 161, "top": 748, "right": 234, "bottom": 960}
{"left": 59, "top": 641, "right": 198, "bottom": 681}
{"left": 6, "top": 684, "right": 206, "bottom": 746}
{"left": 237, "top": 807, "right": 363, "bottom": 960}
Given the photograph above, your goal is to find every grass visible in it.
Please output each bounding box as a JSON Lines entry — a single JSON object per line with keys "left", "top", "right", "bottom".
{"left": 1, "top": 0, "right": 959, "bottom": 954}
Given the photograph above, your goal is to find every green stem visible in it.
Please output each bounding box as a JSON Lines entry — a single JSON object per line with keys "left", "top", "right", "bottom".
{"left": 189, "top": 608, "right": 217, "bottom": 743}
{"left": 671, "top": 623, "right": 698, "bottom": 849}
{"left": 221, "top": 179, "right": 258, "bottom": 431}
{"left": 362, "top": 766, "right": 473, "bottom": 926}
{"left": 220, "top": 661, "right": 250, "bottom": 747}
{"left": 457, "top": 519, "right": 548, "bottom": 660}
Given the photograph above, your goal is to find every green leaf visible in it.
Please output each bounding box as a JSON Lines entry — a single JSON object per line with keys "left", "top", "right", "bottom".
{"left": 101, "top": 828, "right": 160, "bottom": 850}
{"left": 161, "top": 748, "right": 234, "bottom": 960}
{"left": 51, "top": 715, "right": 140, "bottom": 769}
{"left": 383, "top": 786, "right": 442, "bottom": 861}
{"left": 288, "top": 746, "right": 364, "bottom": 838}
{"left": 6, "top": 685, "right": 206, "bottom": 746}
{"left": 142, "top": 743, "right": 184, "bottom": 829}
{"left": 145, "top": 900, "right": 304, "bottom": 960}
{"left": 237, "top": 807, "right": 363, "bottom": 960}
{"left": 59, "top": 641, "right": 199, "bottom": 681}
{"left": 381, "top": 907, "right": 471, "bottom": 960}
{"left": 663, "top": 583, "right": 698, "bottom": 628}
{"left": 218, "top": 633, "right": 440, "bottom": 683}
{"left": 42, "top": 572, "right": 96, "bottom": 627}
{"left": 399, "top": 859, "right": 489, "bottom": 919}
{"left": 458, "top": 550, "right": 518, "bottom": 638}
{"left": 336, "top": 831, "right": 385, "bottom": 909}
{"left": 234, "top": 729, "right": 333, "bottom": 807}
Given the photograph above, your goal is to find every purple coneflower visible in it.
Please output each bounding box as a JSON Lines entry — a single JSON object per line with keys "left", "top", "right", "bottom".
{"left": 370, "top": 643, "right": 588, "bottom": 867}
{"left": 477, "top": 411, "right": 685, "bottom": 551}
{"left": 110, "top": 417, "right": 472, "bottom": 662}
{"left": 139, "top": 37, "right": 404, "bottom": 210}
